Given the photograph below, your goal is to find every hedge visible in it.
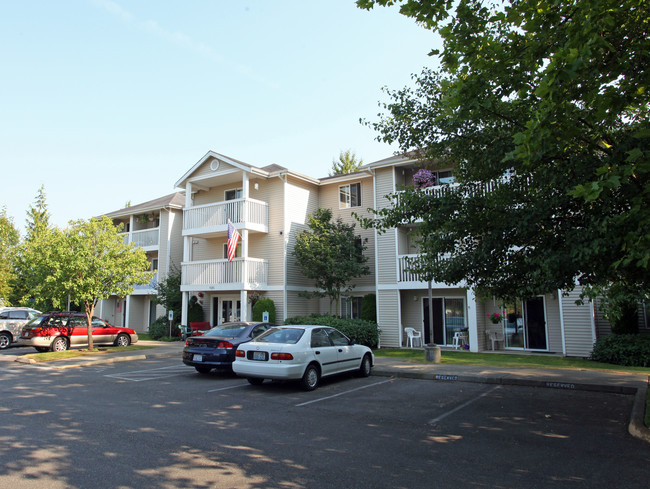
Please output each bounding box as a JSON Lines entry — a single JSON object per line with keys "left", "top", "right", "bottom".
{"left": 590, "top": 334, "right": 650, "bottom": 367}
{"left": 284, "top": 315, "right": 379, "bottom": 348}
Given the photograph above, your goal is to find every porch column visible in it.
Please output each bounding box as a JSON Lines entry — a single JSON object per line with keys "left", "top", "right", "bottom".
{"left": 125, "top": 296, "right": 131, "bottom": 329}
{"left": 240, "top": 290, "right": 248, "bottom": 321}
{"left": 181, "top": 291, "right": 189, "bottom": 326}
{"left": 466, "top": 288, "right": 478, "bottom": 352}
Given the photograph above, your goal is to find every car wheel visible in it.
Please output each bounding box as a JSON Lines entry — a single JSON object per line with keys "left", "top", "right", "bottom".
{"left": 247, "top": 377, "right": 264, "bottom": 385}
{"left": 114, "top": 334, "right": 131, "bottom": 347}
{"left": 358, "top": 354, "right": 372, "bottom": 377}
{"left": 300, "top": 364, "right": 320, "bottom": 391}
{"left": 35, "top": 347, "right": 49, "bottom": 353}
{"left": 195, "top": 366, "right": 212, "bottom": 374}
{"left": 51, "top": 336, "right": 68, "bottom": 352}
{"left": 0, "top": 332, "right": 11, "bottom": 350}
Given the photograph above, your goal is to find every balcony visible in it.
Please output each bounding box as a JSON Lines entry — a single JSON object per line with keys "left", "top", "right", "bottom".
{"left": 181, "top": 258, "right": 268, "bottom": 291}
{"left": 132, "top": 272, "right": 158, "bottom": 293}
{"left": 121, "top": 228, "right": 160, "bottom": 250}
{"left": 183, "top": 198, "right": 269, "bottom": 237}
{"left": 397, "top": 254, "right": 460, "bottom": 288}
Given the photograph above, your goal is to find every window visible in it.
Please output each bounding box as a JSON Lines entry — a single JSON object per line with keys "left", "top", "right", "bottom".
{"left": 326, "top": 328, "right": 350, "bottom": 346}
{"left": 225, "top": 188, "right": 243, "bottom": 201}
{"left": 341, "top": 296, "right": 363, "bottom": 319}
{"left": 339, "top": 183, "right": 361, "bottom": 208}
{"left": 223, "top": 242, "right": 242, "bottom": 259}
{"left": 311, "top": 329, "right": 332, "bottom": 348}
{"left": 151, "top": 259, "right": 159, "bottom": 271}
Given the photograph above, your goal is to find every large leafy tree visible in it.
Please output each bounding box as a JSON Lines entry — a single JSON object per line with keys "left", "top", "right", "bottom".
{"left": 11, "top": 186, "right": 59, "bottom": 309}
{"left": 293, "top": 208, "right": 370, "bottom": 315}
{"left": 357, "top": 1, "right": 649, "bottom": 310}
{"left": 38, "top": 216, "right": 152, "bottom": 350}
{"left": 329, "top": 150, "right": 363, "bottom": 176}
{"left": 0, "top": 207, "right": 19, "bottom": 305}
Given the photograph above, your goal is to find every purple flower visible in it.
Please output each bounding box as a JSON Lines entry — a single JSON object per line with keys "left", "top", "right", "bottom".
{"left": 413, "top": 169, "right": 437, "bottom": 189}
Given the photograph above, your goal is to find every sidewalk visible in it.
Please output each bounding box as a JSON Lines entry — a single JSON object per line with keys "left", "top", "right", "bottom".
{"left": 14, "top": 340, "right": 650, "bottom": 443}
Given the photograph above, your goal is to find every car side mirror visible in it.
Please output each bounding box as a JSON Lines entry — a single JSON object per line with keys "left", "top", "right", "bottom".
{"left": 349, "top": 339, "right": 356, "bottom": 345}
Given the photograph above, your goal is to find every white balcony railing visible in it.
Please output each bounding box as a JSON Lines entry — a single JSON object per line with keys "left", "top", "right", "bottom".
{"left": 120, "top": 228, "right": 159, "bottom": 248}
{"left": 133, "top": 272, "right": 158, "bottom": 291}
{"left": 183, "top": 198, "right": 268, "bottom": 233}
{"left": 182, "top": 258, "right": 268, "bottom": 289}
{"left": 397, "top": 253, "right": 452, "bottom": 283}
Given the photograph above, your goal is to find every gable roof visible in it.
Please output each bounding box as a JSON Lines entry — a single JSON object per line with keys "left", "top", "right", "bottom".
{"left": 102, "top": 192, "right": 185, "bottom": 219}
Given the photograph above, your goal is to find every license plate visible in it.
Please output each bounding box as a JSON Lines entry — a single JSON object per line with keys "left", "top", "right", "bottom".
{"left": 252, "top": 351, "right": 266, "bottom": 361}
{"left": 193, "top": 354, "right": 203, "bottom": 362}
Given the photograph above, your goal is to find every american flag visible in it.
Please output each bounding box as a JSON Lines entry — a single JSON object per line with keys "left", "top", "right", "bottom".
{"left": 227, "top": 219, "right": 240, "bottom": 262}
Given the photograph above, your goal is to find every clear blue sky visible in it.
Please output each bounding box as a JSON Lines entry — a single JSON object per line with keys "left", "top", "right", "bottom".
{"left": 1, "top": 0, "right": 439, "bottom": 233}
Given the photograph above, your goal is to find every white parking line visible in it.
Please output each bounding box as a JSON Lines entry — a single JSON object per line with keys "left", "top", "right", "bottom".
{"left": 427, "top": 385, "right": 502, "bottom": 425}
{"left": 207, "top": 384, "right": 249, "bottom": 393}
{"left": 104, "top": 365, "right": 190, "bottom": 382}
{"left": 295, "top": 379, "right": 394, "bottom": 407}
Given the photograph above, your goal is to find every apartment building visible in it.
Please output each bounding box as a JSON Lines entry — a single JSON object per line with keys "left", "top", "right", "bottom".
{"left": 98, "top": 193, "right": 184, "bottom": 332}
{"left": 99, "top": 150, "right": 645, "bottom": 356}
{"left": 173, "top": 151, "right": 376, "bottom": 328}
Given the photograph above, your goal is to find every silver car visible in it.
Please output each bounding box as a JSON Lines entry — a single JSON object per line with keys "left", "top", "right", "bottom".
{"left": 0, "top": 307, "right": 41, "bottom": 349}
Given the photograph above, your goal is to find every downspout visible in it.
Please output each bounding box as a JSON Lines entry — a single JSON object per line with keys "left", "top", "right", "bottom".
{"left": 281, "top": 173, "right": 288, "bottom": 323}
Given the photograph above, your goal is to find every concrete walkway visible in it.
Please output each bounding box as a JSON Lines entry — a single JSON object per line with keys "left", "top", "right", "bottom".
{"left": 14, "top": 340, "right": 650, "bottom": 443}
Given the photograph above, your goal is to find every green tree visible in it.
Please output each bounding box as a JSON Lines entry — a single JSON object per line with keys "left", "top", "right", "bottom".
{"left": 12, "top": 187, "right": 58, "bottom": 309}
{"left": 154, "top": 265, "right": 182, "bottom": 325}
{"left": 293, "top": 208, "right": 370, "bottom": 315}
{"left": 0, "top": 207, "right": 19, "bottom": 305}
{"left": 41, "top": 216, "right": 152, "bottom": 350}
{"left": 329, "top": 150, "right": 363, "bottom": 176}
{"left": 357, "top": 0, "right": 650, "bottom": 310}
{"left": 25, "top": 185, "right": 50, "bottom": 241}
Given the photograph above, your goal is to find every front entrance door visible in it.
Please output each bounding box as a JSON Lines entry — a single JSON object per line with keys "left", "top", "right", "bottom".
{"left": 422, "top": 298, "right": 444, "bottom": 345}
{"left": 221, "top": 299, "right": 241, "bottom": 324}
{"left": 525, "top": 297, "right": 547, "bottom": 350}
{"left": 212, "top": 297, "right": 219, "bottom": 326}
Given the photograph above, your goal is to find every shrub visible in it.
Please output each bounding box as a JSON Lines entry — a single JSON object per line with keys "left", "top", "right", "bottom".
{"left": 284, "top": 315, "right": 379, "bottom": 348}
{"left": 149, "top": 316, "right": 171, "bottom": 340}
{"left": 361, "top": 293, "right": 376, "bottom": 322}
{"left": 253, "top": 298, "right": 276, "bottom": 323}
{"left": 590, "top": 334, "right": 650, "bottom": 367}
{"left": 188, "top": 296, "right": 204, "bottom": 323}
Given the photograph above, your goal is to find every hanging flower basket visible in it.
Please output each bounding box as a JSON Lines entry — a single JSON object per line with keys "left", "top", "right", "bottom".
{"left": 413, "top": 169, "right": 437, "bottom": 189}
{"left": 487, "top": 312, "right": 504, "bottom": 324}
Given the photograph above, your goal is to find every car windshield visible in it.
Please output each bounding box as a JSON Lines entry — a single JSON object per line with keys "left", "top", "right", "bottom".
{"left": 254, "top": 327, "right": 304, "bottom": 344}
{"left": 204, "top": 323, "right": 248, "bottom": 338}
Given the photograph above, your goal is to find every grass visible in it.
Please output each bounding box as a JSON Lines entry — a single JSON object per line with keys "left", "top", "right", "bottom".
{"left": 24, "top": 345, "right": 155, "bottom": 363}
{"left": 374, "top": 348, "right": 650, "bottom": 374}
{"left": 375, "top": 348, "right": 650, "bottom": 427}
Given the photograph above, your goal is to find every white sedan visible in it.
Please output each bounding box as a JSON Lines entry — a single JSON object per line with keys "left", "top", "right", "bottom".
{"left": 233, "top": 325, "right": 374, "bottom": 391}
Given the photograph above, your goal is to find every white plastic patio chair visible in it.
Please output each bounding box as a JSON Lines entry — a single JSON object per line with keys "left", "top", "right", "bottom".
{"left": 404, "top": 327, "right": 422, "bottom": 348}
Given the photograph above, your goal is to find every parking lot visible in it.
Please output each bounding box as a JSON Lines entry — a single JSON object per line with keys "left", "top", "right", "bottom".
{"left": 1, "top": 352, "right": 649, "bottom": 489}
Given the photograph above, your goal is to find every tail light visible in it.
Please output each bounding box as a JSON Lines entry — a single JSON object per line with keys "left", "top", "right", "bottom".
{"left": 271, "top": 352, "right": 294, "bottom": 361}
{"left": 217, "top": 341, "right": 234, "bottom": 349}
{"left": 235, "top": 350, "right": 245, "bottom": 357}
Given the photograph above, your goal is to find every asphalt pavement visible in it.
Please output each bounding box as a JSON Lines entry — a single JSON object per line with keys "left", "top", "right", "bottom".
{"left": 11, "top": 340, "right": 650, "bottom": 443}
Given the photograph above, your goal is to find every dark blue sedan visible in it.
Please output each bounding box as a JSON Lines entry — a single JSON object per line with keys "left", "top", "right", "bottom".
{"left": 182, "top": 322, "right": 272, "bottom": 374}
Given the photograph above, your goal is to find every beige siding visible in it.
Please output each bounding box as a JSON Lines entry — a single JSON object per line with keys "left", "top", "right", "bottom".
{"left": 285, "top": 177, "right": 320, "bottom": 287}
{"left": 285, "top": 290, "right": 319, "bottom": 321}
{"left": 317, "top": 177, "right": 376, "bottom": 288}
{"left": 374, "top": 168, "right": 398, "bottom": 284}
{"left": 377, "top": 289, "right": 400, "bottom": 347}
{"left": 191, "top": 157, "right": 239, "bottom": 182}
{"left": 561, "top": 289, "right": 595, "bottom": 357}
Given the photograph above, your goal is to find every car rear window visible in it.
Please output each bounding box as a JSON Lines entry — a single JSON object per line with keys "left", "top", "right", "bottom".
{"left": 204, "top": 323, "right": 248, "bottom": 337}
{"left": 255, "top": 327, "right": 304, "bottom": 344}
